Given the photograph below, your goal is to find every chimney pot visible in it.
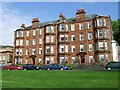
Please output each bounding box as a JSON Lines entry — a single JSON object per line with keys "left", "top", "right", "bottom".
{"left": 32, "top": 18, "right": 39, "bottom": 23}
{"left": 21, "top": 24, "right": 25, "bottom": 28}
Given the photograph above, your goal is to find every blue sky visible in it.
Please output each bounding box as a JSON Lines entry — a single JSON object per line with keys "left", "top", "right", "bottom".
{"left": 0, "top": 2, "right": 118, "bottom": 45}
{"left": 12, "top": 2, "right": 118, "bottom": 22}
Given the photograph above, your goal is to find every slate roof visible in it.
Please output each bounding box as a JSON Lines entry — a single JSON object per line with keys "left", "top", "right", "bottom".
{"left": 25, "top": 14, "right": 98, "bottom": 30}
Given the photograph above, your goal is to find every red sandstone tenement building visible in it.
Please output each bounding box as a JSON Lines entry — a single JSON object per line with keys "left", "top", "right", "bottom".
{"left": 13, "top": 9, "right": 113, "bottom": 65}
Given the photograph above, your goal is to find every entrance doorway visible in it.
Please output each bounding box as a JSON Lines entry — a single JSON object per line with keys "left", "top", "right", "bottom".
{"left": 81, "top": 56, "right": 85, "bottom": 63}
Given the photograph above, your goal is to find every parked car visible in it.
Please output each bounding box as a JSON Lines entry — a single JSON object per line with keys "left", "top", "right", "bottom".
{"left": 23, "top": 64, "right": 40, "bottom": 70}
{"left": 0, "top": 63, "right": 6, "bottom": 70}
{"left": 105, "top": 62, "right": 120, "bottom": 70}
{"left": 42, "top": 64, "right": 69, "bottom": 70}
{"left": 6, "top": 65, "right": 22, "bottom": 70}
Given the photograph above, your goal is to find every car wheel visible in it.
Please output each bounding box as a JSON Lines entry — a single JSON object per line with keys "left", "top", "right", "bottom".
{"left": 107, "top": 68, "right": 111, "bottom": 70}
{"left": 47, "top": 68, "right": 50, "bottom": 70}
{"left": 24, "top": 68, "right": 27, "bottom": 70}
{"left": 39, "top": 68, "right": 42, "bottom": 70}
{"left": 61, "top": 68, "right": 63, "bottom": 70}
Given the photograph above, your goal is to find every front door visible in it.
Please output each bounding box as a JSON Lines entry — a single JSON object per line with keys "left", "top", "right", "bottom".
{"left": 81, "top": 56, "right": 85, "bottom": 63}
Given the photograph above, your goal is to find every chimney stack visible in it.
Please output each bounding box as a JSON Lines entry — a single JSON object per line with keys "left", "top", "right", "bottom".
{"left": 32, "top": 18, "right": 39, "bottom": 29}
{"left": 59, "top": 13, "right": 66, "bottom": 21}
{"left": 21, "top": 24, "right": 25, "bottom": 28}
{"left": 76, "top": 9, "right": 86, "bottom": 21}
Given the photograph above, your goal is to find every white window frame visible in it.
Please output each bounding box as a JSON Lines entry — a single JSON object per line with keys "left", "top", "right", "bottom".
{"left": 103, "top": 30, "right": 107, "bottom": 37}
{"left": 60, "top": 56, "right": 64, "bottom": 64}
{"left": 32, "top": 39, "right": 36, "bottom": 45}
{"left": 88, "top": 33, "right": 92, "bottom": 40}
{"left": 51, "top": 57, "right": 54, "bottom": 64}
{"left": 65, "top": 45, "right": 68, "bottom": 53}
{"left": 46, "top": 35, "right": 50, "bottom": 43}
{"left": 16, "top": 49, "right": 19, "bottom": 55}
{"left": 80, "top": 33, "right": 84, "bottom": 40}
{"left": 60, "top": 45, "right": 64, "bottom": 53}
{"left": 19, "top": 49, "right": 22, "bottom": 55}
{"left": 71, "top": 24, "right": 75, "bottom": 31}
{"left": 46, "top": 26, "right": 50, "bottom": 33}
{"left": 105, "top": 42, "right": 107, "bottom": 50}
{"left": 51, "top": 26, "right": 54, "bottom": 33}
{"left": 65, "top": 25, "right": 68, "bottom": 31}
{"left": 98, "top": 30, "right": 103, "bottom": 38}
{"left": 99, "top": 42, "right": 104, "bottom": 50}
{"left": 51, "top": 46, "right": 54, "bottom": 53}
{"left": 87, "top": 22, "right": 92, "bottom": 29}
{"left": 26, "top": 31, "right": 29, "bottom": 37}
{"left": 60, "top": 34, "right": 64, "bottom": 41}
{"left": 71, "top": 45, "right": 75, "bottom": 53}
{"left": 40, "top": 29, "right": 43, "bottom": 35}
{"left": 33, "top": 30, "right": 36, "bottom": 36}
{"left": 65, "top": 35, "right": 68, "bottom": 41}
{"left": 60, "top": 24, "right": 64, "bottom": 31}
{"left": 71, "top": 35, "right": 75, "bottom": 41}
{"left": 89, "top": 56, "right": 94, "bottom": 63}
{"left": 46, "top": 57, "right": 50, "bottom": 64}
{"left": 103, "top": 19, "right": 106, "bottom": 26}
{"left": 26, "top": 49, "right": 29, "bottom": 55}
{"left": 80, "top": 44, "right": 84, "bottom": 52}
{"left": 26, "top": 40, "right": 29, "bottom": 46}
{"left": 72, "top": 56, "right": 75, "bottom": 64}
{"left": 79, "top": 23, "right": 83, "bottom": 30}
{"left": 97, "top": 18, "right": 102, "bottom": 26}
{"left": 39, "top": 48, "right": 42, "bottom": 55}
{"left": 39, "top": 38, "right": 42, "bottom": 44}
{"left": 46, "top": 46, "right": 50, "bottom": 54}
{"left": 32, "top": 49, "right": 35, "bottom": 55}
{"left": 26, "top": 58, "right": 29, "bottom": 64}
{"left": 16, "top": 40, "right": 19, "bottom": 46}
{"left": 99, "top": 54, "right": 104, "bottom": 62}
{"left": 51, "top": 36, "right": 54, "bottom": 43}
{"left": 89, "top": 44, "right": 93, "bottom": 51}
{"left": 20, "top": 40, "right": 23, "bottom": 46}
{"left": 39, "top": 58, "right": 42, "bottom": 64}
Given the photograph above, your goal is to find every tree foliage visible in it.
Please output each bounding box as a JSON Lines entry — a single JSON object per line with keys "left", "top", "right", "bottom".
{"left": 112, "top": 20, "right": 120, "bottom": 45}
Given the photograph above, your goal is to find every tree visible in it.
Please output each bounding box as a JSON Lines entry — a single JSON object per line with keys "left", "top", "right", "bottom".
{"left": 112, "top": 20, "right": 120, "bottom": 45}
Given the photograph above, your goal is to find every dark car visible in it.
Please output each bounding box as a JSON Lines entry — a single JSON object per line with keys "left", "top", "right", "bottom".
{"left": 6, "top": 65, "right": 22, "bottom": 70}
{"left": 23, "top": 64, "right": 40, "bottom": 70}
{"left": 43, "top": 64, "right": 69, "bottom": 70}
{"left": 105, "top": 62, "right": 120, "bottom": 70}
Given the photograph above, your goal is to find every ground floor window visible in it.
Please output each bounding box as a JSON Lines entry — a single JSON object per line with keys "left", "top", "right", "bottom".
{"left": 99, "top": 54, "right": 104, "bottom": 62}
{"left": 60, "top": 56, "right": 64, "bottom": 64}
{"left": 51, "top": 57, "right": 54, "bottom": 64}
{"left": 46, "top": 57, "right": 50, "bottom": 64}
{"left": 15, "top": 58, "right": 18, "bottom": 64}
{"left": 72, "top": 56, "right": 75, "bottom": 64}
{"left": 89, "top": 56, "right": 94, "bottom": 63}
{"left": 15, "top": 58, "right": 22, "bottom": 64}
{"left": 19, "top": 58, "right": 22, "bottom": 64}
{"left": 26, "top": 58, "right": 28, "bottom": 64}
{"left": 39, "top": 58, "right": 42, "bottom": 64}
{"left": 106, "top": 54, "right": 108, "bottom": 62}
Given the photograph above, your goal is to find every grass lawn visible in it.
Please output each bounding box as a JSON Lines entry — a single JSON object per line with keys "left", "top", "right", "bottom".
{"left": 1, "top": 70, "right": 119, "bottom": 88}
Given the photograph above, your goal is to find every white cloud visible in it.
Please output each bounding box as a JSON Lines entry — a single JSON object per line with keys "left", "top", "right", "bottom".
{"left": 0, "top": 2, "right": 31, "bottom": 46}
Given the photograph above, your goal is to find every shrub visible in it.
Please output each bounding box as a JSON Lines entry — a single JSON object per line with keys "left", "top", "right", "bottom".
{"left": 74, "top": 63, "right": 105, "bottom": 70}
{"left": 66, "top": 64, "right": 74, "bottom": 70}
